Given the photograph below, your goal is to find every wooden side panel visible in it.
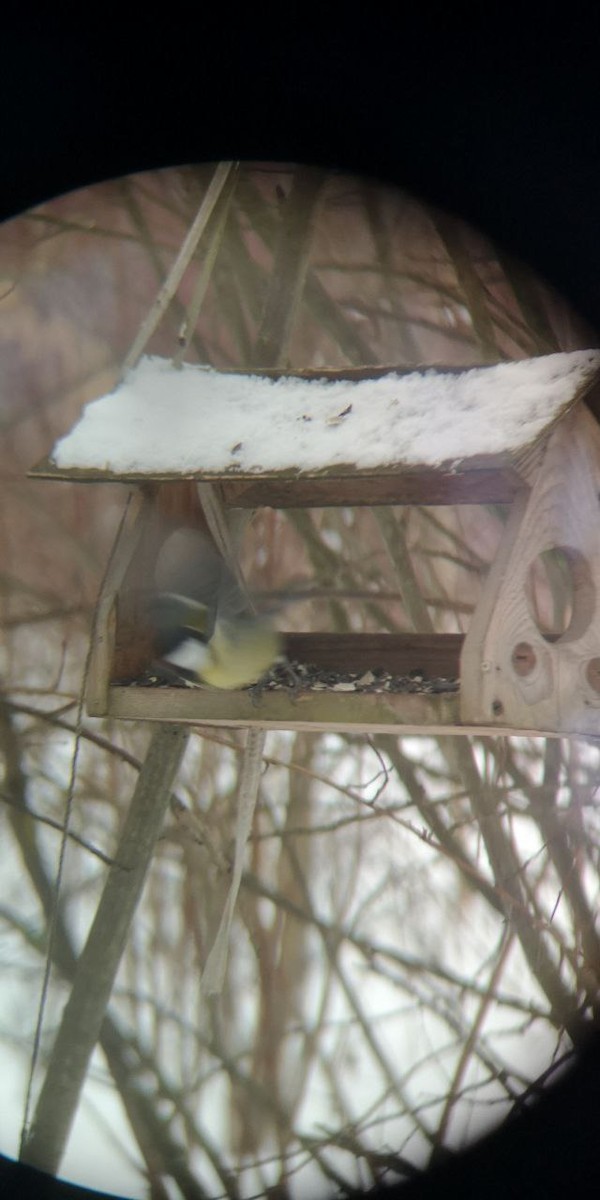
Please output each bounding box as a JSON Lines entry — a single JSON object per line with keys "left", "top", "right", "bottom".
{"left": 460, "top": 489, "right": 531, "bottom": 725}
{"left": 86, "top": 491, "right": 152, "bottom": 715}
{"left": 461, "top": 406, "right": 600, "bottom": 735}
{"left": 282, "top": 632, "right": 463, "bottom": 676}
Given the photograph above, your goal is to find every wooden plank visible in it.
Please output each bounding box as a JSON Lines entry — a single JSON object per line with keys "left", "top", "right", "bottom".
{"left": 27, "top": 457, "right": 522, "bottom": 497}
{"left": 217, "top": 470, "right": 523, "bottom": 508}
{"left": 107, "top": 684, "right": 461, "bottom": 730}
{"left": 104, "top": 683, "right": 561, "bottom": 737}
{"left": 282, "top": 632, "right": 463, "bottom": 676}
{"left": 86, "top": 604, "right": 116, "bottom": 718}
{"left": 85, "top": 492, "right": 153, "bottom": 716}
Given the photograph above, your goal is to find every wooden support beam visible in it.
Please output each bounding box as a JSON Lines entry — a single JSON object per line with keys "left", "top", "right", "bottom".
{"left": 27, "top": 460, "right": 523, "bottom": 506}
{"left": 216, "top": 470, "right": 523, "bottom": 508}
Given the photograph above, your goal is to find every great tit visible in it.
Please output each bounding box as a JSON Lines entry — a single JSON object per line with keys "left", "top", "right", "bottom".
{"left": 149, "top": 529, "right": 282, "bottom": 690}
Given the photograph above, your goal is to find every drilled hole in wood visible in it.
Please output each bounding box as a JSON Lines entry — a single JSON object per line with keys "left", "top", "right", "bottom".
{"left": 492, "top": 699, "right": 504, "bottom": 716}
{"left": 525, "top": 546, "right": 595, "bottom": 643}
{"left": 511, "top": 642, "right": 537, "bottom": 676}
{"left": 585, "top": 658, "right": 600, "bottom": 694}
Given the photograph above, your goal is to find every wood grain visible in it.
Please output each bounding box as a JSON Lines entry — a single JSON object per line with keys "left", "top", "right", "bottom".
{"left": 461, "top": 405, "right": 600, "bottom": 735}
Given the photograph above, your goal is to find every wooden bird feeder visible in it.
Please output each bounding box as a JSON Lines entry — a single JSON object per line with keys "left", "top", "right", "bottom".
{"left": 30, "top": 350, "right": 600, "bottom": 738}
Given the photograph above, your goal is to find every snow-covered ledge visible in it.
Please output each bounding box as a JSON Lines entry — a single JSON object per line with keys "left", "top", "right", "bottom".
{"left": 34, "top": 351, "right": 600, "bottom": 481}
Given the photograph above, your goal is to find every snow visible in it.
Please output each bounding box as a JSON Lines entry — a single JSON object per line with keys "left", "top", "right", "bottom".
{"left": 50, "top": 351, "right": 600, "bottom": 476}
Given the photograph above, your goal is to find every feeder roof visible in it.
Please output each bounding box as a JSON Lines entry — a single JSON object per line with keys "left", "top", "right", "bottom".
{"left": 31, "top": 351, "right": 600, "bottom": 482}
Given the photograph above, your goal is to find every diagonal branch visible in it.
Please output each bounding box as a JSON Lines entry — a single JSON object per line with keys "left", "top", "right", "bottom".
{"left": 20, "top": 724, "right": 189, "bottom": 1177}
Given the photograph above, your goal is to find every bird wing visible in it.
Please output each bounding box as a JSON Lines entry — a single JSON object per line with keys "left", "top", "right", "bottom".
{"left": 154, "top": 527, "right": 254, "bottom": 617}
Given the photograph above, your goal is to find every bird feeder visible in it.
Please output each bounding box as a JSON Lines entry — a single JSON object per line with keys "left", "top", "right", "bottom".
{"left": 29, "top": 350, "right": 600, "bottom": 738}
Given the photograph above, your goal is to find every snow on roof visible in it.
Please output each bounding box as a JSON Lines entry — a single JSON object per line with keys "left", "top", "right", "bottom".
{"left": 49, "top": 351, "right": 600, "bottom": 477}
